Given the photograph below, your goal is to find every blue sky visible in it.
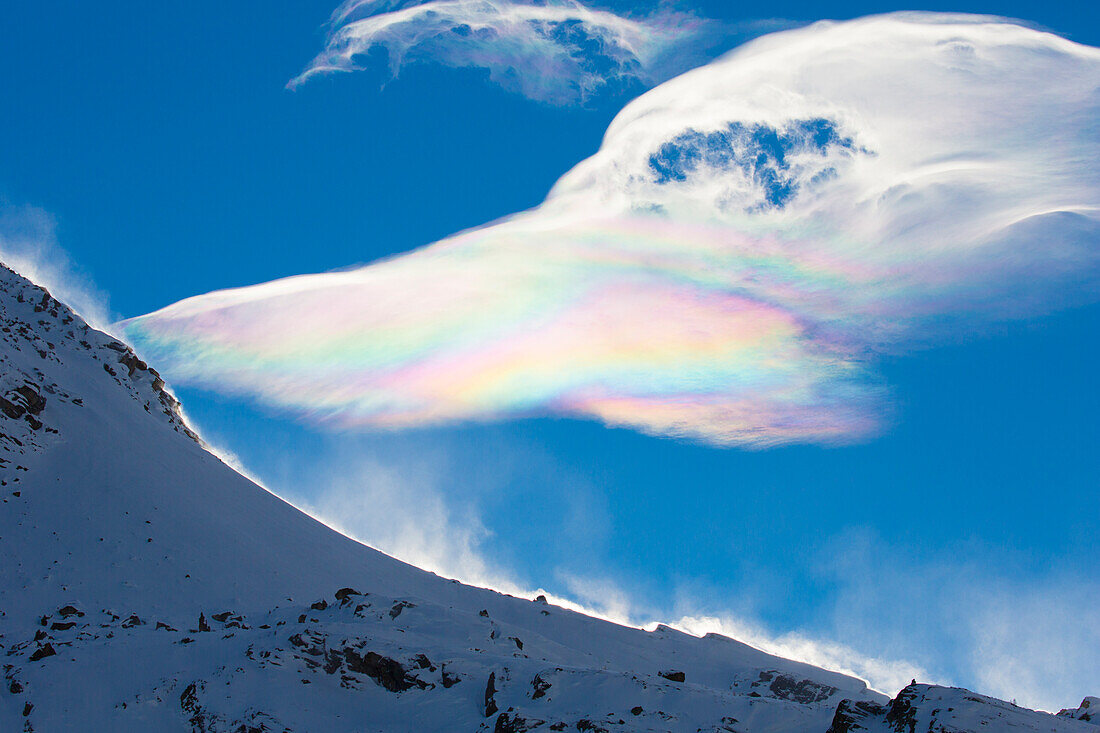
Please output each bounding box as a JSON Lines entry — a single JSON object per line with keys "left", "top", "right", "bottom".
{"left": 2, "top": 0, "right": 1098, "bottom": 711}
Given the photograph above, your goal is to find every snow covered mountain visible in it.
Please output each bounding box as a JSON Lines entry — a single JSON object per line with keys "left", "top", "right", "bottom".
{"left": 0, "top": 261, "right": 1093, "bottom": 732}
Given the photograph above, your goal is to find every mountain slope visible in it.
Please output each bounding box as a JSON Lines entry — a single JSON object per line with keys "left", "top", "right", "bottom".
{"left": 0, "top": 262, "right": 1091, "bottom": 732}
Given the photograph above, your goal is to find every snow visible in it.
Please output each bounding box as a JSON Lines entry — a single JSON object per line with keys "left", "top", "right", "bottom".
{"left": 0, "top": 262, "right": 1091, "bottom": 732}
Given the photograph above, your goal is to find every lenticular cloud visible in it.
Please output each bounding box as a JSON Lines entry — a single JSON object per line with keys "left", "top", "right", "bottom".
{"left": 122, "top": 14, "right": 1100, "bottom": 447}
{"left": 290, "top": 0, "right": 706, "bottom": 104}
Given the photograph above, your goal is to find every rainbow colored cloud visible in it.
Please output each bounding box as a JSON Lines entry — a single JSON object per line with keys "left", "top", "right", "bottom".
{"left": 122, "top": 13, "right": 1100, "bottom": 446}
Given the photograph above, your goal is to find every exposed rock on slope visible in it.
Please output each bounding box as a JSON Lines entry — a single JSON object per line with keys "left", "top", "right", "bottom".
{"left": 1060, "top": 697, "right": 1100, "bottom": 725}
{"left": 827, "top": 684, "right": 1097, "bottom": 732}
{"left": 0, "top": 264, "right": 194, "bottom": 464}
{"left": 0, "top": 262, "right": 1092, "bottom": 732}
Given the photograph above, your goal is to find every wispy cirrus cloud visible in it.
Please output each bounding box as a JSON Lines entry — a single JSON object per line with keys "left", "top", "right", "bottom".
{"left": 289, "top": 0, "right": 716, "bottom": 104}
{"left": 123, "top": 13, "right": 1100, "bottom": 447}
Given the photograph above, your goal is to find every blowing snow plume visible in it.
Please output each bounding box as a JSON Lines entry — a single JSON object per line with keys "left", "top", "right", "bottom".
{"left": 123, "top": 14, "right": 1100, "bottom": 447}
{"left": 290, "top": 0, "right": 708, "bottom": 104}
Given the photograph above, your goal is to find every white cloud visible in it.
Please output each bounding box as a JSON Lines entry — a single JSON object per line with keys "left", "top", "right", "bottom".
{"left": 291, "top": 0, "right": 712, "bottom": 104}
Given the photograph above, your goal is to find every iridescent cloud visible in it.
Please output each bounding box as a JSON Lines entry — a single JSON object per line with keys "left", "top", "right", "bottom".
{"left": 289, "top": 0, "right": 710, "bottom": 104}
{"left": 122, "top": 14, "right": 1100, "bottom": 446}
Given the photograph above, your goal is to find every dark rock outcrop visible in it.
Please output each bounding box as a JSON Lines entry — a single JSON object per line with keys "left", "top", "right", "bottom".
{"left": 341, "top": 649, "right": 425, "bottom": 693}
{"left": 884, "top": 685, "right": 920, "bottom": 732}
{"left": 756, "top": 670, "right": 838, "bottom": 704}
{"left": 827, "top": 699, "right": 889, "bottom": 733}
{"left": 531, "top": 673, "right": 551, "bottom": 699}
{"left": 29, "top": 643, "right": 56, "bottom": 662}
{"left": 485, "top": 671, "right": 499, "bottom": 717}
{"left": 495, "top": 712, "right": 544, "bottom": 733}
{"left": 334, "top": 587, "right": 361, "bottom": 602}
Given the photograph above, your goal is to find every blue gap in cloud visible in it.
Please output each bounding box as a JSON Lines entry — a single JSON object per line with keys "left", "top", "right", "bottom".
{"left": 648, "top": 118, "right": 858, "bottom": 208}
